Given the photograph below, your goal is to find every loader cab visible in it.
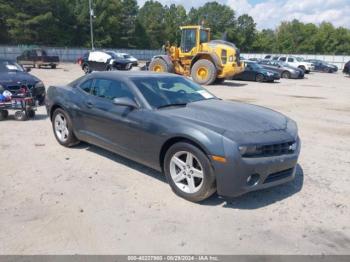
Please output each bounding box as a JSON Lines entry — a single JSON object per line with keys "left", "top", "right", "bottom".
{"left": 180, "top": 26, "right": 210, "bottom": 55}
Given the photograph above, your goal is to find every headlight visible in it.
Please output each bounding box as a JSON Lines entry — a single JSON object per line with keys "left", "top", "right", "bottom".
{"left": 238, "top": 145, "right": 262, "bottom": 157}
{"left": 266, "top": 72, "right": 273, "bottom": 76}
{"left": 35, "top": 81, "right": 45, "bottom": 88}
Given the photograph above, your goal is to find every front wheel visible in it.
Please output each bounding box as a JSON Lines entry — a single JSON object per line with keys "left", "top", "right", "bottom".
{"left": 164, "top": 142, "right": 216, "bottom": 202}
{"left": 191, "top": 60, "right": 217, "bottom": 85}
{"left": 83, "top": 64, "right": 90, "bottom": 74}
{"left": 282, "top": 71, "right": 291, "bottom": 79}
{"left": 149, "top": 58, "right": 172, "bottom": 73}
{"left": 52, "top": 108, "right": 80, "bottom": 147}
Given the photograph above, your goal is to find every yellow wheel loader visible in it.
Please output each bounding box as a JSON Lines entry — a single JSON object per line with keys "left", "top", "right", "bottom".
{"left": 149, "top": 25, "right": 245, "bottom": 85}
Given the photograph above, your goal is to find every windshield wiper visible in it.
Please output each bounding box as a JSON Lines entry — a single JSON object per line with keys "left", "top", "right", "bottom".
{"left": 157, "top": 103, "right": 187, "bottom": 109}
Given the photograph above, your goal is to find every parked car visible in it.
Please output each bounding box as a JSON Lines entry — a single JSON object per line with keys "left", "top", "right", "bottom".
{"left": 46, "top": 71, "right": 300, "bottom": 202}
{"left": 0, "top": 59, "right": 46, "bottom": 105}
{"left": 343, "top": 60, "right": 350, "bottom": 75}
{"left": 264, "top": 55, "right": 273, "bottom": 60}
{"left": 79, "top": 51, "right": 133, "bottom": 74}
{"left": 232, "top": 61, "right": 280, "bottom": 82}
{"left": 258, "top": 60, "right": 304, "bottom": 79}
{"left": 118, "top": 53, "right": 138, "bottom": 66}
{"left": 17, "top": 48, "right": 59, "bottom": 69}
{"left": 276, "top": 56, "right": 314, "bottom": 73}
{"left": 304, "top": 59, "right": 338, "bottom": 73}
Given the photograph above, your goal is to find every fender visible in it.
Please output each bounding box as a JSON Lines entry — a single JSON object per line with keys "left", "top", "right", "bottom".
{"left": 191, "top": 52, "right": 221, "bottom": 70}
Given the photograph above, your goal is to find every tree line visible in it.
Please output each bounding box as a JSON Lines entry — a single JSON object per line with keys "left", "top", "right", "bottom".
{"left": 0, "top": 0, "right": 350, "bottom": 54}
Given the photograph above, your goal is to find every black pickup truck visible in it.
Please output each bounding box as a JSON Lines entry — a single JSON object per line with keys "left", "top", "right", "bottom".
{"left": 17, "top": 48, "right": 59, "bottom": 69}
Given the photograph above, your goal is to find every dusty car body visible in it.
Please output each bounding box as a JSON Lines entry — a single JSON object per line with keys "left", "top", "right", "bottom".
{"left": 46, "top": 71, "right": 300, "bottom": 202}
{"left": 305, "top": 59, "right": 338, "bottom": 73}
{"left": 343, "top": 61, "right": 350, "bottom": 75}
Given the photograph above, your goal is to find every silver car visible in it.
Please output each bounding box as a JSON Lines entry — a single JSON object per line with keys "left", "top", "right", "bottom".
{"left": 258, "top": 60, "right": 304, "bottom": 79}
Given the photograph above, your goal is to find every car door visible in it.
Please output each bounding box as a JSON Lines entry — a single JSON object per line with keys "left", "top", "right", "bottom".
{"left": 83, "top": 78, "right": 146, "bottom": 158}
{"left": 242, "top": 64, "right": 256, "bottom": 80}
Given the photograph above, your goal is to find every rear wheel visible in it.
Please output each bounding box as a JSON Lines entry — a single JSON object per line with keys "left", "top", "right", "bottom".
{"left": 164, "top": 142, "right": 216, "bottom": 202}
{"left": 256, "top": 73, "right": 265, "bottom": 82}
{"left": 0, "top": 110, "right": 8, "bottom": 120}
{"left": 191, "top": 59, "right": 217, "bottom": 85}
{"left": 14, "top": 111, "right": 27, "bottom": 121}
{"left": 282, "top": 71, "right": 291, "bottom": 79}
{"left": 83, "top": 64, "right": 90, "bottom": 74}
{"left": 149, "top": 58, "right": 172, "bottom": 73}
{"left": 52, "top": 108, "right": 80, "bottom": 147}
{"left": 26, "top": 109, "right": 35, "bottom": 119}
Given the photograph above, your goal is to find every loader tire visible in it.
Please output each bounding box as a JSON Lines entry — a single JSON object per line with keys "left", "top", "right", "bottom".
{"left": 191, "top": 59, "right": 217, "bottom": 85}
{"left": 149, "top": 58, "right": 172, "bottom": 73}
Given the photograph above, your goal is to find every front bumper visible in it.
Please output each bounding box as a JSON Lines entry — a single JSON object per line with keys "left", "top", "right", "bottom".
{"left": 213, "top": 137, "right": 301, "bottom": 198}
{"left": 264, "top": 74, "right": 280, "bottom": 81}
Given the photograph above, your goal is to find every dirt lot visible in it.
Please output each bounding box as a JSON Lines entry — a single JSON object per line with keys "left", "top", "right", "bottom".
{"left": 0, "top": 63, "right": 349, "bottom": 254}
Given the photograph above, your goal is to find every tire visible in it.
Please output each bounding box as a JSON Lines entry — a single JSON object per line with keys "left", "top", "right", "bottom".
{"left": 164, "top": 142, "right": 216, "bottom": 202}
{"left": 191, "top": 59, "right": 217, "bottom": 85}
{"left": 37, "top": 94, "right": 46, "bottom": 106}
{"left": 282, "top": 71, "right": 291, "bottom": 79}
{"left": 0, "top": 110, "right": 8, "bottom": 121}
{"left": 298, "top": 65, "right": 306, "bottom": 72}
{"left": 26, "top": 109, "right": 35, "bottom": 119}
{"left": 213, "top": 78, "right": 225, "bottom": 85}
{"left": 256, "top": 73, "right": 265, "bottom": 82}
{"left": 149, "top": 58, "right": 172, "bottom": 73}
{"left": 14, "top": 111, "right": 27, "bottom": 121}
{"left": 51, "top": 64, "right": 56, "bottom": 69}
{"left": 52, "top": 108, "right": 80, "bottom": 147}
{"left": 83, "top": 64, "right": 90, "bottom": 74}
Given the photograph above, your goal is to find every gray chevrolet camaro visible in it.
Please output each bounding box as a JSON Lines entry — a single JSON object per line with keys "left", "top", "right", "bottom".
{"left": 46, "top": 71, "right": 301, "bottom": 202}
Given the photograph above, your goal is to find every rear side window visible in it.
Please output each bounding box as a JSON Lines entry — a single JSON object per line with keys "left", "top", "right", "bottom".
{"left": 79, "top": 79, "right": 93, "bottom": 94}
{"left": 92, "top": 79, "right": 134, "bottom": 100}
{"left": 279, "top": 57, "right": 286, "bottom": 62}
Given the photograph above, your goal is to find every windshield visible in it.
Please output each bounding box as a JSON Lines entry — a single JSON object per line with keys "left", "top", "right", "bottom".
{"left": 123, "top": 54, "right": 131, "bottom": 59}
{"left": 296, "top": 57, "right": 304, "bottom": 62}
{"left": 131, "top": 76, "right": 217, "bottom": 108}
{"left": 0, "top": 61, "right": 24, "bottom": 72}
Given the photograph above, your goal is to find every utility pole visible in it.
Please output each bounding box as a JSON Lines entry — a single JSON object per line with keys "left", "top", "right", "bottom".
{"left": 89, "top": 0, "right": 94, "bottom": 50}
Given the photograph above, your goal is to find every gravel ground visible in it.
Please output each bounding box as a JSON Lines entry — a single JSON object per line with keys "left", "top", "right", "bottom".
{"left": 0, "top": 63, "right": 349, "bottom": 254}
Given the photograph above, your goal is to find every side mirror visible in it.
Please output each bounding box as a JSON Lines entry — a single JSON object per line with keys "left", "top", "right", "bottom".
{"left": 113, "top": 97, "right": 138, "bottom": 109}
{"left": 25, "top": 67, "right": 31, "bottom": 72}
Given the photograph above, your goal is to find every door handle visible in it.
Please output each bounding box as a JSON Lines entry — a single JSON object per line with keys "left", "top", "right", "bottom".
{"left": 86, "top": 101, "right": 94, "bottom": 108}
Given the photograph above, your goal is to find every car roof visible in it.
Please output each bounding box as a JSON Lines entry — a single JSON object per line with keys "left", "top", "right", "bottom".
{"left": 89, "top": 71, "right": 178, "bottom": 80}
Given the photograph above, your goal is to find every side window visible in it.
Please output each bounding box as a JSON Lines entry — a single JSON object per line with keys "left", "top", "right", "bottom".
{"left": 279, "top": 57, "right": 286, "bottom": 62}
{"left": 288, "top": 57, "right": 294, "bottom": 62}
{"left": 181, "top": 29, "right": 196, "bottom": 53}
{"left": 92, "top": 79, "right": 134, "bottom": 100}
{"left": 79, "top": 79, "right": 93, "bottom": 94}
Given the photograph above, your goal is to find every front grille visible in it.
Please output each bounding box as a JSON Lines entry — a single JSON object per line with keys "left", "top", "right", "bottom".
{"left": 259, "top": 141, "right": 296, "bottom": 157}
{"left": 264, "top": 168, "right": 294, "bottom": 184}
{"left": 242, "top": 141, "right": 296, "bottom": 158}
{"left": 221, "top": 49, "right": 227, "bottom": 64}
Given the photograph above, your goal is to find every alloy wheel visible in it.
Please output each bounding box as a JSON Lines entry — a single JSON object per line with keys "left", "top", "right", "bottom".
{"left": 169, "top": 151, "right": 204, "bottom": 194}
{"left": 54, "top": 113, "right": 69, "bottom": 142}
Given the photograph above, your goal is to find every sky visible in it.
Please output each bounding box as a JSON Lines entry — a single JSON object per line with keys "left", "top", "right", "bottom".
{"left": 137, "top": 0, "right": 350, "bottom": 30}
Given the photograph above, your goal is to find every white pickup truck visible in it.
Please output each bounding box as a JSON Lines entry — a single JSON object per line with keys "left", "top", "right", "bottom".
{"left": 274, "top": 56, "right": 314, "bottom": 73}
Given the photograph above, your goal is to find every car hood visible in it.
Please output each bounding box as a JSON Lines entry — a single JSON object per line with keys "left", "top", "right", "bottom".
{"left": 0, "top": 71, "right": 40, "bottom": 86}
{"left": 158, "top": 99, "right": 295, "bottom": 143}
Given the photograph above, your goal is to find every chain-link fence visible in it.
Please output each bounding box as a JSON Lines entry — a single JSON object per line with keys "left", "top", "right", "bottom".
{"left": 0, "top": 45, "right": 162, "bottom": 62}
{"left": 0, "top": 45, "right": 349, "bottom": 69}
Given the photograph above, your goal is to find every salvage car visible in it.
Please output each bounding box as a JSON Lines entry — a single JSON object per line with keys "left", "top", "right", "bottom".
{"left": 305, "top": 59, "right": 338, "bottom": 73}
{"left": 79, "top": 51, "right": 133, "bottom": 74}
{"left": 232, "top": 61, "right": 280, "bottom": 82}
{"left": 258, "top": 60, "right": 304, "bottom": 79}
{"left": 17, "top": 48, "right": 59, "bottom": 69}
{"left": 276, "top": 56, "right": 314, "bottom": 73}
{"left": 343, "top": 60, "right": 350, "bottom": 75}
{"left": 46, "top": 71, "right": 300, "bottom": 202}
{"left": 0, "top": 59, "right": 46, "bottom": 105}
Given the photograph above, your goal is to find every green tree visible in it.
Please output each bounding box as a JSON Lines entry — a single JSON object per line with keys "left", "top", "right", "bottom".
{"left": 164, "top": 4, "right": 187, "bottom": 46}
{"left": 234, "top": 14, "right": 257, "bottom": 52}
{"left": 136, "top": 0, "right": 166, "bottom": 49}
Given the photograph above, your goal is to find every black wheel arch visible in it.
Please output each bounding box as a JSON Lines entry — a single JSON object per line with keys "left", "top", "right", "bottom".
{"left": 159, "top": 136, "right": 211, "bottom": 172}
